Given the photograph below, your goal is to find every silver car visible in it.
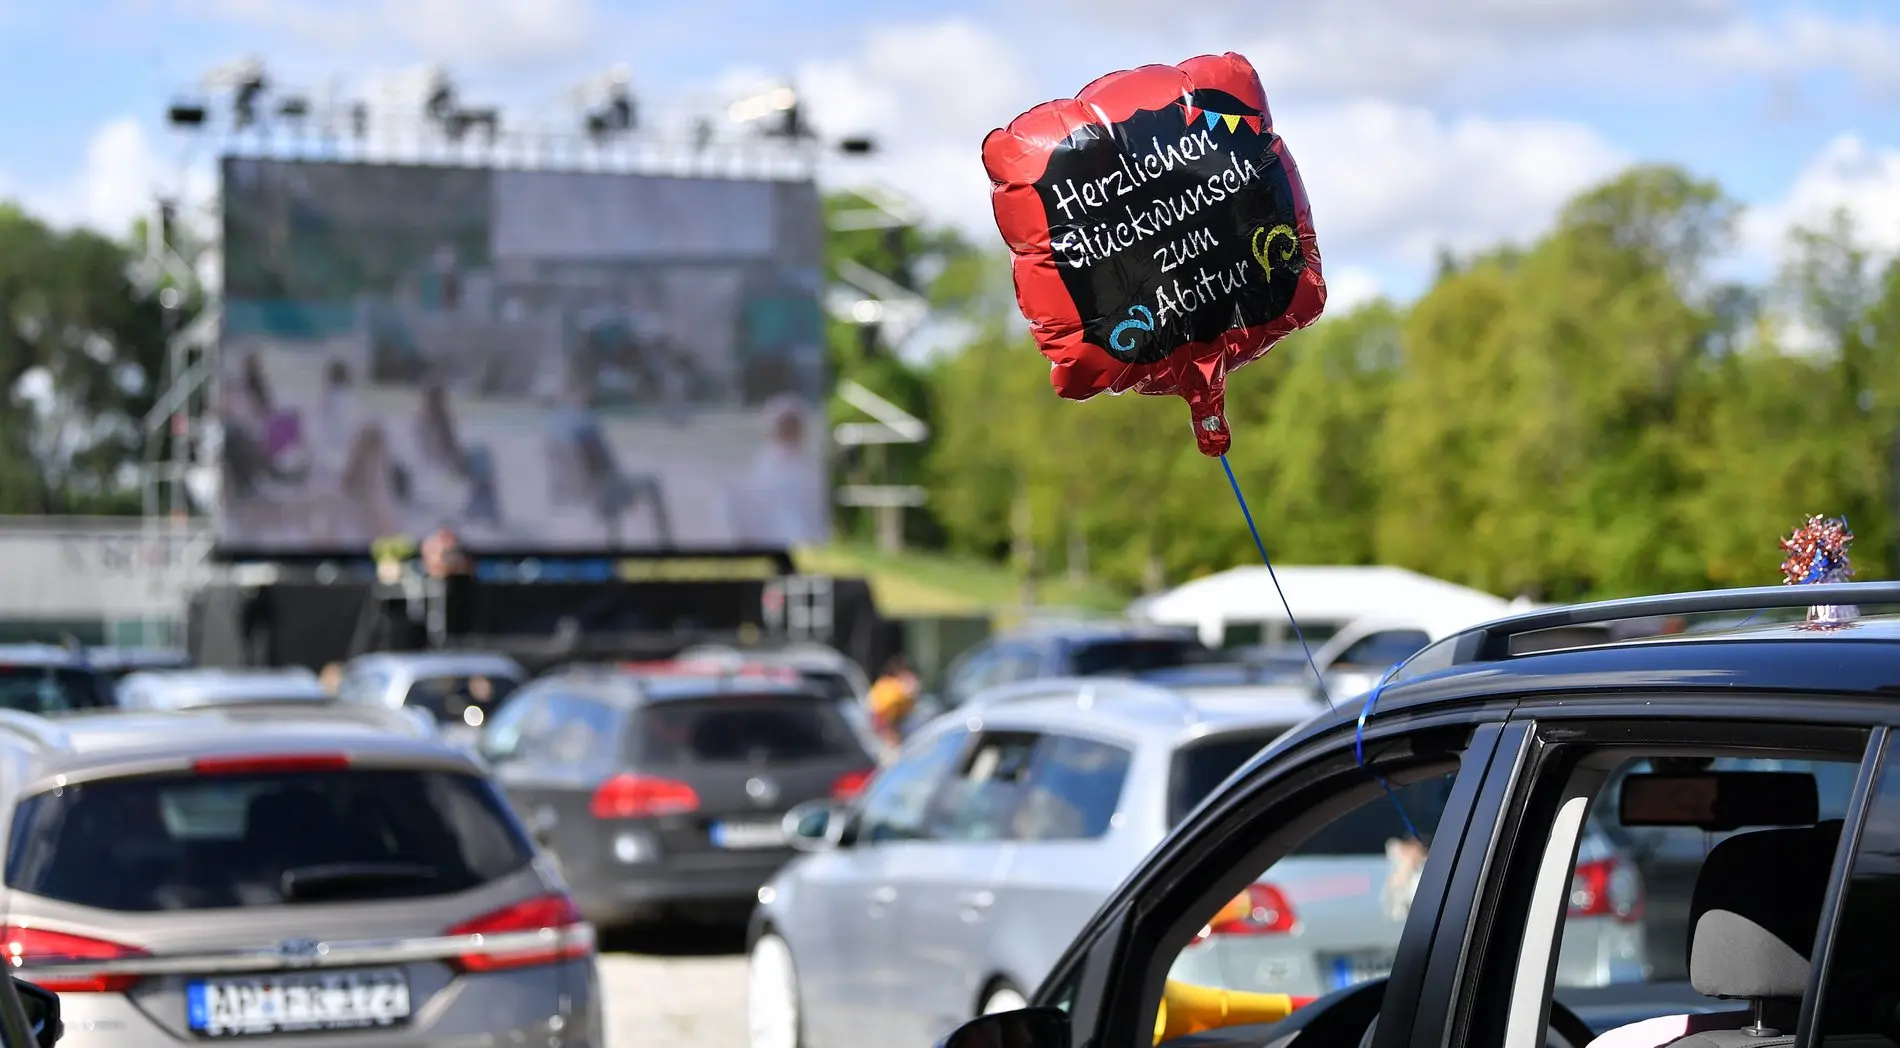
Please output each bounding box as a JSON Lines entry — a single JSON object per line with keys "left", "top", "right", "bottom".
{"left": 336, "top": 651, "right": 527, "bottom": 747}
{"left": 0, "top": 704, "right": 601, "bottom": 1047}
{"left": 747, "top": 678, "right": 1644, "bottom": 1048}
{"left": 114, "top": 668, "right": 329, "bottom": 710}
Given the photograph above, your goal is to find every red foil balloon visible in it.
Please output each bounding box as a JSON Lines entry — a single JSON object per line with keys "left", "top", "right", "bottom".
{"left": 983, "top": 52, "right": 1326, "bottom": 456}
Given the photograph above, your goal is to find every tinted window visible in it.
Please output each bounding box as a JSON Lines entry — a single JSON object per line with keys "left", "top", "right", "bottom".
{"left": 858, "top": 729, "right": 968, "bottom": 843}
{"left": 927, "top": 733, "right": 1041, "bottom": 841}
{"left": 1169, "top": 730, "right": 1288, "bottom": 825}
{"left": 1334, "top": 630, "right": 1432, "bottom": 670}
{"left": 1071, "top": 638, "right": 1209, "bottom": 676}
{"left": 403, "top": 674, "right": 520, "bottom": 723}
{"left": 1015, "top": 735, "right": 1133, "bottom": 841}
{"left": 6, "top": 769, "right": 532, "bottom": 912}
{"left": 1814, "top": 745, "right": 1900, "bottom": 1044}
{"left": 635, "top": 696, "right": 865, "bottom": 766}
{"left": 0, "top": 666, "right": 99, "bottom": 712}
{"left": 1291, "top": 773, "right": 1456, "bottom": 856}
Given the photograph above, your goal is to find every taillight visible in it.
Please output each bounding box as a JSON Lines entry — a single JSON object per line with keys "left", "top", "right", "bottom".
{"left": 1570, "top": 857, "right": 1642, "bottom": 923}
{"left": 2, "top": 925, "right": 150, "bottom": 992}
{"left": 831, "top": 768, "right": 875, "bottom": 799}
{"left": 192, "top": 754, "right": 351, "bottom": 775}
{"left": 589, "top": 774, "right": 699, "bottom": 818}
{"left": 1201, "top": 884, "right": 1297, "bottom": 938}
{"left": 444, "top": 894, "right": 595, "bottom": 973}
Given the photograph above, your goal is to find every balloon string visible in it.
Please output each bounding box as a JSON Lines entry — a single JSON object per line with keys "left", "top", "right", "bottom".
{"left": 1219, "top": 454, "right": 1333, "bottom": 714}
{"left": 1220, "top": 453, "right": 1423, "bottom": 843}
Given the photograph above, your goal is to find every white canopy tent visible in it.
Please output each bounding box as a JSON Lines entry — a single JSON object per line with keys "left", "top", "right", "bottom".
{"left": 1128, "top": 565, "right": 1524, "bottom": 648}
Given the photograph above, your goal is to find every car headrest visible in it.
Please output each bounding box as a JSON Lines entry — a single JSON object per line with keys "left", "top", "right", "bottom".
{"left": 1688, "top": 820, "right": 1842, "bottom": 999}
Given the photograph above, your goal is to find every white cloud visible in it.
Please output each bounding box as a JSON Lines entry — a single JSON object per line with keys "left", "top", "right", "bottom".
{"left": 26, "top": 118, "right": 169, "bottom": 237}
{"left": 1324, "top": 265, "right": 1385, "bottom": 314}
{"left": 1740, "top": 134, "right": 1900, "bottom": 274}
{"left": 797, "top": 19, "right": 1041, "bottom": 237}
{"left": 1282, "top": 102, "right": 1627, "bottom": 270}
{"left": 1692, "top": 11, "right": 1900, "bottom": 100}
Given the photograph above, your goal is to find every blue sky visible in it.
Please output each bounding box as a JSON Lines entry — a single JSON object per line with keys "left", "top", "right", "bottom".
{"left": 3, "top": 0, "right": 1899, "bottom": 309}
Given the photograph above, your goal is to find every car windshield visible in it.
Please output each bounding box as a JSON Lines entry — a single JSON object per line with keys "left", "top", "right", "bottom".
{"left": 1171, "top": 729, "right": 1294, "bottom": 825}
{"left": 5, "top": 767, "right": 532, "bottom": 912}
{"left": 633, "top": 695, "right": 867, "bottom": 766}
{"left": 1072, "top": 638, "right": 1212, "bottom": 676}
{"left": 0, "top": 665, "right": 97, "bottom": 713}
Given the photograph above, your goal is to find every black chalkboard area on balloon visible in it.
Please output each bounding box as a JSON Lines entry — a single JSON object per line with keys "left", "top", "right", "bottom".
{"left": 1032, "top": 88, "right": 1305, "bottom": 365}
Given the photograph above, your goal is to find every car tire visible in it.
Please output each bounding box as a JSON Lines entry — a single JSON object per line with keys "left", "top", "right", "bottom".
{"left": 748, "top": 932, "right": 802, "bottom": 1048}
{"left": 981, "top": 983, "right": 1029, "bottom": 1015}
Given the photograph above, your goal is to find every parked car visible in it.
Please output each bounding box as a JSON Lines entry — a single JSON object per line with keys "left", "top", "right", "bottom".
{"left": 480, "top": 666, "right": 881, "bottom": 930}
{"left": 747, "top": 674, "right": 1642, "bottom": 1048}
{"left": 114, "top": 667, "right": 328, "bottom": 711}
{"left": 0, "top": 703, "right": 601, "bottom": 1048}
{"left": 336, "top": 651, "right": 527, "bottom": 747}
{"left": 908, "top": 623, "right": 1217, "bottom": 727}
{"left": 938, "top": 580, "right": 1900, "bottom": 1048}
{"left": 81, "top": 646, "right": 192, "bottom": 685}
{"left": 0, "top": 645, "right": 117, "bottom": 713}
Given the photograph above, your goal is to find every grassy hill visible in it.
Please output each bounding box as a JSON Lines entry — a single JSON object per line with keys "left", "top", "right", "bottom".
{"left": 793, "top": 543, "right": 1129, "bottom": 622}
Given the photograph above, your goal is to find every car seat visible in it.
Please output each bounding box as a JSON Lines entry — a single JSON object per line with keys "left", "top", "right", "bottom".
{"left": 1591, "top": 820, "right": 1842, "bottom": 1048}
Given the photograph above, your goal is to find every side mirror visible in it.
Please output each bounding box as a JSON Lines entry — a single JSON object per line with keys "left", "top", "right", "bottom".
{"left": 936, "top": 1007, "right": 1070, "bottom": 1048}
{"left": 15, "top": 977, "right": 61, "bottom": 1048}
{"left": 783, "top": 800, "right": 845, "bottom": 852}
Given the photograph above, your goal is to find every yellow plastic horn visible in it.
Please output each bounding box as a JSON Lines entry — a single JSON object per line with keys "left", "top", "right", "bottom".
{"left": 1152, "top": 981, "right": 1312, "bottom": 1045}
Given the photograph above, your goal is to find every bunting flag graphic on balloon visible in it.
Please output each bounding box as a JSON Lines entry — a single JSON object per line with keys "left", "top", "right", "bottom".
{"left": 982, "top": 52, "right": 1327, "bottom": 456}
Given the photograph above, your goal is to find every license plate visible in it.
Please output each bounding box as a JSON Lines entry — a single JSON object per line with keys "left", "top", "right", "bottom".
{"left": 1326, "top": 953, "right": 1394, "bottom": 990}
{"left": 710, "top": 819, "right": 787, "bottom": 850}
{"left": 187, "top": 968, "right": 412, "bottom": 1037}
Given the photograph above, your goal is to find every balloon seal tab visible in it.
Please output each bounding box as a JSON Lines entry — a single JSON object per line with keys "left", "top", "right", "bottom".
{"left": 1192, "top": 410, "right": 1230, "bottom": 457}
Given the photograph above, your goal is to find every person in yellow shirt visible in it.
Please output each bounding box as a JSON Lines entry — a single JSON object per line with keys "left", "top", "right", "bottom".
{"left": 866, "top": 655, "right": 920, "bottom": 749}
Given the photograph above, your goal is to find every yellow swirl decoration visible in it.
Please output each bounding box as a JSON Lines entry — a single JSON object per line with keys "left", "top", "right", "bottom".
{"left": 1250, "top": 224, "right": 1301, "bottom": 281}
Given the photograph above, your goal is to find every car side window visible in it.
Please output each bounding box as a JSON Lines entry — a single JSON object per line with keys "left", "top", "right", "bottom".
{"left": 855, "top": 729, "right": 969, "bottom": 844}
{"left": 1015, "top": 734, "right": 1134, "bottom": 842}
{"left": 337, "top": 670, "right": 390, "bottom": 706}
{"left": 535, "top": 694, "right": 623, "bottom": 766}
{"left": 480, "top": 691, "right": 549, "bottom": 762}
{"left": 989, "top": 643, "right": 1045, "bottom": 684}
{"left": 1336, "top": 630, "right": 1431, "bottom": 671}
{"left": 925, "top": 732, "right": 1042, "bottom": 841}
{"left": 1814, "top": 738, "right": 1900, "bottom": 1045}
{"left": 943, "top": 648, "right": 998, "bottom": 707}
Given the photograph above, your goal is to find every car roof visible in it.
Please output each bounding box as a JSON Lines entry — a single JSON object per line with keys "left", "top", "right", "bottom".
{"left": 0, "top": 706, "right": 471, "bottom": 787}
{"left": 0, "top": 644, "right": 91, "bottom": 668}
{"left": 117, "top": 668, "right": 327, "bottom": 702}
{"left": 990, "top": 620, "right": 1205, "bottom": 644}
{"left": 345, "top": 651, "right": 526, "bottom": 677}
{"left": 1260, "top": 581, "right": 1900, "bottom": 761}
{"left": 957, "top": 677, "right": 1323, "bottom": 749}
{"left": 528, "top": 666, "right": 829, "bottom": 706}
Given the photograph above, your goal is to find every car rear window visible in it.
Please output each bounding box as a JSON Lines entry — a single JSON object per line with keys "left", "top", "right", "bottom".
{"left": 5, "top": 768, "right": 533, "bottom": 912}
{"left": 0, "top": 666, "right": 101, "bottom": 713}
{"left": 1170, "top": 730, "right": 1289, "bottom": 825}
{"left": 1072, "top": 639, "right": 1211, "bottom": 677}
{"left": 403, "top": 674, "right": 521, "bottom": 723}
{"left": 633, "top": 696, "right": 868, "bottom": 766}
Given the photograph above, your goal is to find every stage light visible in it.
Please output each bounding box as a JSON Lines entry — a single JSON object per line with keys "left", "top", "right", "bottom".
{"left": 167, "top": 102, "right": 207, "bottom": 128}
{"left": 838, "top": 136, "right": 876, "bottom": 155}
{"left": 233, "top": 72, "right": 268, "bottom": 131}
{"left": 350, "top": 102, "right": 369, "bottom": 139}
{"left": 278, "top": 96, "right": 310, "bottom": 120}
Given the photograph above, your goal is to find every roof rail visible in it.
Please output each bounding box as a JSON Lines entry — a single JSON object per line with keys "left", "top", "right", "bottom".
{"left": 0, "top": 709, "right": 69, "bottom": 751}
{"left": 1452, "top": 581, "right": 1900, "bottom": 664}
{"left": 973, "top": 678, "right": 1200, "bottom": 724}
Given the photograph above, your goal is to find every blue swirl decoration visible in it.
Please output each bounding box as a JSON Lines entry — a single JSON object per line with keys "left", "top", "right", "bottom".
{"left": 1109, "top": 305, "right": 1156, "bottom": 354}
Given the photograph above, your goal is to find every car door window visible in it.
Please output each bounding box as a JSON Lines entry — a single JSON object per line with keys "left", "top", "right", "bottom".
{"left": 1334, "top": 631, "right": 1431, "bottom": 671}
{"left": 480, "top": 691, "right": 551, "bottom": 763}
{"left": 989, "top": 644, "right": 1045, "bottom": 685}
{"left": 1814, "top": 735, "right": 1900, "bottom": 1046}
{"left": 925, "top": 732, "right": 1041, "bottom": 841}
{"left": 1470, "top": 724, "right": 1868, "bottom": 1048}
{"left": 535, "top": 694, "right": 623, "bottom": 766}
{"left": 855, "top": 728, "right": 969, "bottom": 844}
{"left": 1015, "top": 734, "right": 1134, "bottom": 842}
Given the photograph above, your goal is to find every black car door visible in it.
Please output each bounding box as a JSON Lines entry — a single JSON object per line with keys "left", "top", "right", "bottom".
{"left": 1032, "top": 715, "right": 1522, "bottom": 1048}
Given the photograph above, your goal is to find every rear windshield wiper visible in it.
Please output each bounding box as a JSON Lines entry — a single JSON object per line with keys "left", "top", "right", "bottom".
{"left": 280, "top": 863, "right": 441, "bottom": 902}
